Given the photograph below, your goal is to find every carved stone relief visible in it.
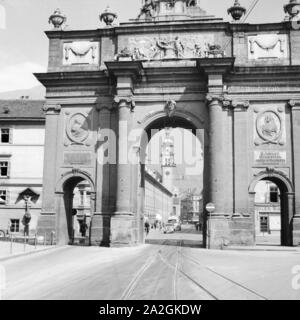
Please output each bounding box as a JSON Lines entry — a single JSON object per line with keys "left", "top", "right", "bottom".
{"left": 254, "top": 107, "right": 285, "bottom": 146}
{"left": 63, "top": 41, "right": 99, "bottom": 65}
{"left": 66, "top": 113, "right": 90, "bottom": 145}
{"left": 248, "top": 34, "right": 288, "bottom": 60}
{"left": 119, "top": 34, "right": 222, "bottom": 60}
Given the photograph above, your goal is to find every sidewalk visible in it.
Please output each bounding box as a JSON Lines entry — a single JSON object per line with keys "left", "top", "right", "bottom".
{"left": 0, "top": 242, "right": 58, "bottom": 261}
{"left": 224, "top": 244, "right": 300, "bottom": 252}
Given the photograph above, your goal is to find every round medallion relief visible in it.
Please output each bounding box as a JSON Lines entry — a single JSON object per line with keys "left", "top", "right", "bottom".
{"left": 256, "top": 111, "right": 282, "bottom": 143}
{"left": 66, "top": 113, "right": 90, "bottom": 144}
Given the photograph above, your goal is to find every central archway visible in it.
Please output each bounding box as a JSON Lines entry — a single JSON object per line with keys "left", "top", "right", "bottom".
{"left": 136, "top": 111, "right": 207, "bottom": 246}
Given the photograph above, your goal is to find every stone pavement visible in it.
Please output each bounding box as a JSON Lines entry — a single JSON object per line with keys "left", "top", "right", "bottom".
{"left": 1, "top": 242, "right": 300, "bottom": 300}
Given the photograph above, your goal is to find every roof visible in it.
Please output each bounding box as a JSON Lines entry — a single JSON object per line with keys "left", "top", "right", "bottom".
{"left": 0, "top": 100, "right": 45, "bottom": 121}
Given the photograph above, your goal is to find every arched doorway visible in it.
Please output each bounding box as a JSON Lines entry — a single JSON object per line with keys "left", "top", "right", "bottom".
{"left": 55, "top": 172, "right": 95, "bottom": 245}
{"left": 249, "top": 171, "right": 294, "bottom": 246}
{"left": 137, "top": 112, "right": 206, "bottom": 246}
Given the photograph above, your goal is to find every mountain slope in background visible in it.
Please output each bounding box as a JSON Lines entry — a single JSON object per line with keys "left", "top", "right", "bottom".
{"left": 0, "top": 86, "right": 46, "bottom": 100}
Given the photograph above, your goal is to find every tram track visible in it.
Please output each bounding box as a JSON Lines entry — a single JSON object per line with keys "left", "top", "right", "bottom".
{"left": 158, "top": 244, "right": 218, "bottom": 300}
{"left": 120, "top": 240, "right": 173, "bottom": 300}
{"left": 182, "top": 253, "right": 268, "bottom": 300}
{"left": 122, "top": 240, "right": 268, "bottom": 301}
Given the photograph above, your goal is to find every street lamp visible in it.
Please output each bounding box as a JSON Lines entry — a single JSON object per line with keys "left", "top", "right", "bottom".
{"left": 22, "top": 195, "right": 32, "bottom": 237}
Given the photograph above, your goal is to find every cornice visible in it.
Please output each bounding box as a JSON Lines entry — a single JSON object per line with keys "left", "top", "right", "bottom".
{"left": 197, "top": 57, "right": 235, "bottom": 75}
{"left": 105, "top": 60, "right": 143, "bottom": 81}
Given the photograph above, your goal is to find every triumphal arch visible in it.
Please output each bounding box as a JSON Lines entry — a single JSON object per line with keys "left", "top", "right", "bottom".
{"left": 36, "top": 0, "right": 300, "bottom": 248}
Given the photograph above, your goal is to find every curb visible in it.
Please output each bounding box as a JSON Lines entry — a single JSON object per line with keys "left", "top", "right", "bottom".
{"left": 0, "top": 245, "right": 68, "bottom": 262}
{"left": 224, "top": 246, "right": 300, "bottom": 252}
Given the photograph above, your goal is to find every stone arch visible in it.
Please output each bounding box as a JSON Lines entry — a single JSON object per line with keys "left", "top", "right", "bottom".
{"left": 249, "top": 169, "right": 295, "bottom": 246}
{"left": 249, "top": 170, "right": 294, "bottom": 194}
{"left": 132, "top": 110, "right": 206, "bottom": 245}
{"left": 55, "top": 169, "right": 95, "bottom": 194}
{"left": 138, "top": 109, "right": 206, "bottom": 158}
{"left": 55, "top": 170, "right": 96, "bottom": 245}
{"left": 140, "top": 109, "right": 206, "bottom": 132}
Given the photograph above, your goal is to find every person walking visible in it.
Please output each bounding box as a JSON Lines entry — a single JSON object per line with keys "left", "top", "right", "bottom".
{"left": 145, "top": 221, "right": 150, "bottom": 236}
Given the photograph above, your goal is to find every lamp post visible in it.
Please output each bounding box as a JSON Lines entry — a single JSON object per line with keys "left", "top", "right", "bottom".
{"left": 22, "top": 195, "right": 32, "bottom": 237}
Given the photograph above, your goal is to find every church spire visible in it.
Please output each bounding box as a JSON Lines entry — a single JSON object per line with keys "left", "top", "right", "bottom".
{"left": 161, "top": 128, "right": 176, "bottom": 192}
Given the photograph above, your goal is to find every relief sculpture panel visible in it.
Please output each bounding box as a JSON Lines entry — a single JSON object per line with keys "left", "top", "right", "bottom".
{"left": 248, "top": 34, "right": 288, "bottom": 60}
{"left": 63, "top": 41, "right": 99, "bottom": 65}
{"left": 254, "top": 107, "right": 285, "bottom": 146}
{"left": 117, "top": 33, "right": 226, "bottom": 60}
{"left": 66, "top": 112, "right": 90, "bottom": 145}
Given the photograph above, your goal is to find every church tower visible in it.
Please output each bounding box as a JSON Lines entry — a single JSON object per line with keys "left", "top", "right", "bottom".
{"left": 161, "top": 128, "right": 176, "bottom": 192}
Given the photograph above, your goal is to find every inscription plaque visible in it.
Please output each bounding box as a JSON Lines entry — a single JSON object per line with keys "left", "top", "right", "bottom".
{"left": 254, "top": 151, "right": 286, "bottom": 166}
{"left": 64, "top": 152, "right": 92, "bottom": 166}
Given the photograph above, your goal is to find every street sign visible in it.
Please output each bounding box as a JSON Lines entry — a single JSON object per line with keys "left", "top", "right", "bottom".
{"left": 206, "top": 203, "right": 215, "bottom": 213}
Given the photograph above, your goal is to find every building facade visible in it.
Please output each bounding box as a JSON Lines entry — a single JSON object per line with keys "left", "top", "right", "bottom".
{"left": 0, "top": 100, "right": 45, "bottom": 235}
{"left": 181, "top": 193, "right": 203, "bottom": 224}
{"left": 34, "top": 0, "right": 300, "bottom": 248}
{"left": 144, "top": 168, "right": 173, "bottom": 225}
{"left": 254, "top": 181, "right": 281, "bottom": 236}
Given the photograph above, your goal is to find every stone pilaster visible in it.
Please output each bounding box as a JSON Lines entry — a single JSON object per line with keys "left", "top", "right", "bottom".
{"left": 110, "top": 96, "right": 138, "bottom": 246}
{"left": 105, "top": 60, "right": 143, "bottom": 247}
{"left": 289, "top": 100, "right": 300, "bottom": 246}
{"left": 91, "top": 105, "right": 112, "bottom": 246}
{"left": 205, "top": 94, "right": 230, "bottom": 249}
{"left": 37, "top": 104, "right": 61, "bottom": 239}
{"left": 231, "top": 100, "right": 250, "bottom": 215}
{"left": 206, "top": 94, "right": 226, "bottom": 214}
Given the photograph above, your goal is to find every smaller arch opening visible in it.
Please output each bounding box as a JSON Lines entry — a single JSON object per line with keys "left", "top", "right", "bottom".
{"left": 252, "top": 174, "right": 293, "bottom": 247}
{"left": 62, "top": 177, "right": 92, "bottom": 245}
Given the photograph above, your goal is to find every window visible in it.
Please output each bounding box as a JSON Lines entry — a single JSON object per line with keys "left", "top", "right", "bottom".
{"left": 260, "top": 216, "right": 269, "bottom": 233}
{"left": 10, "top": 219, "right": 20, "bottom": 233}
{"left": 270, "top": 186, "right": 279, "bottom": 203}
{"left": 0, "top": 161, "right": 8, "bottom": 177}
{"left": 0, "top": 128, "right": 10, "bottom": 143}
{"left": 0, "top": 190, "right": 7, "bottom": 205}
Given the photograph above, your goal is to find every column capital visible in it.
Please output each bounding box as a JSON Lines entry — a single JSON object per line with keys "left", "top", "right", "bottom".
{"left": 114, "top": 95, "right": 135, "bottom": 112}
{"left": 96, "top": 104, "right": 112, "bottom": 112}
{"left": 206, "top": 94, "right": 239, "bottom": 110}
{"left": 206, "top": 93, "right": 224, "bottom": 104}
{"left": 43, "top": 103, "right": 61, "bottom": 114}
{"left": 222, "top": 99, "right": 250, "bottom": 111}
{"left": 288, "top": 100, "right": 300, "bottom": 109}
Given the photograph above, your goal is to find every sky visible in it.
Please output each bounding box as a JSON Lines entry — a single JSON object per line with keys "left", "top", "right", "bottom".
{"left": 0, "top": 0, "right": 288, "bottom": 93}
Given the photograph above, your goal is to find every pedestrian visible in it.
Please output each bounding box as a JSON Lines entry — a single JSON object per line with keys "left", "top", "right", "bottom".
{"left": 145, "top": 221, "right": 150, "bottom": 236}
{"left": 80, "top": 219, "right": 88, "bottom": 237}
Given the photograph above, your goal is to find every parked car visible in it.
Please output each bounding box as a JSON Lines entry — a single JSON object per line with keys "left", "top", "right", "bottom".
{"left": 163, "top": 223, "right": 175, "bottom": 234}
{"left": 167, "top": 217, "right": 182, "bottom": 231}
